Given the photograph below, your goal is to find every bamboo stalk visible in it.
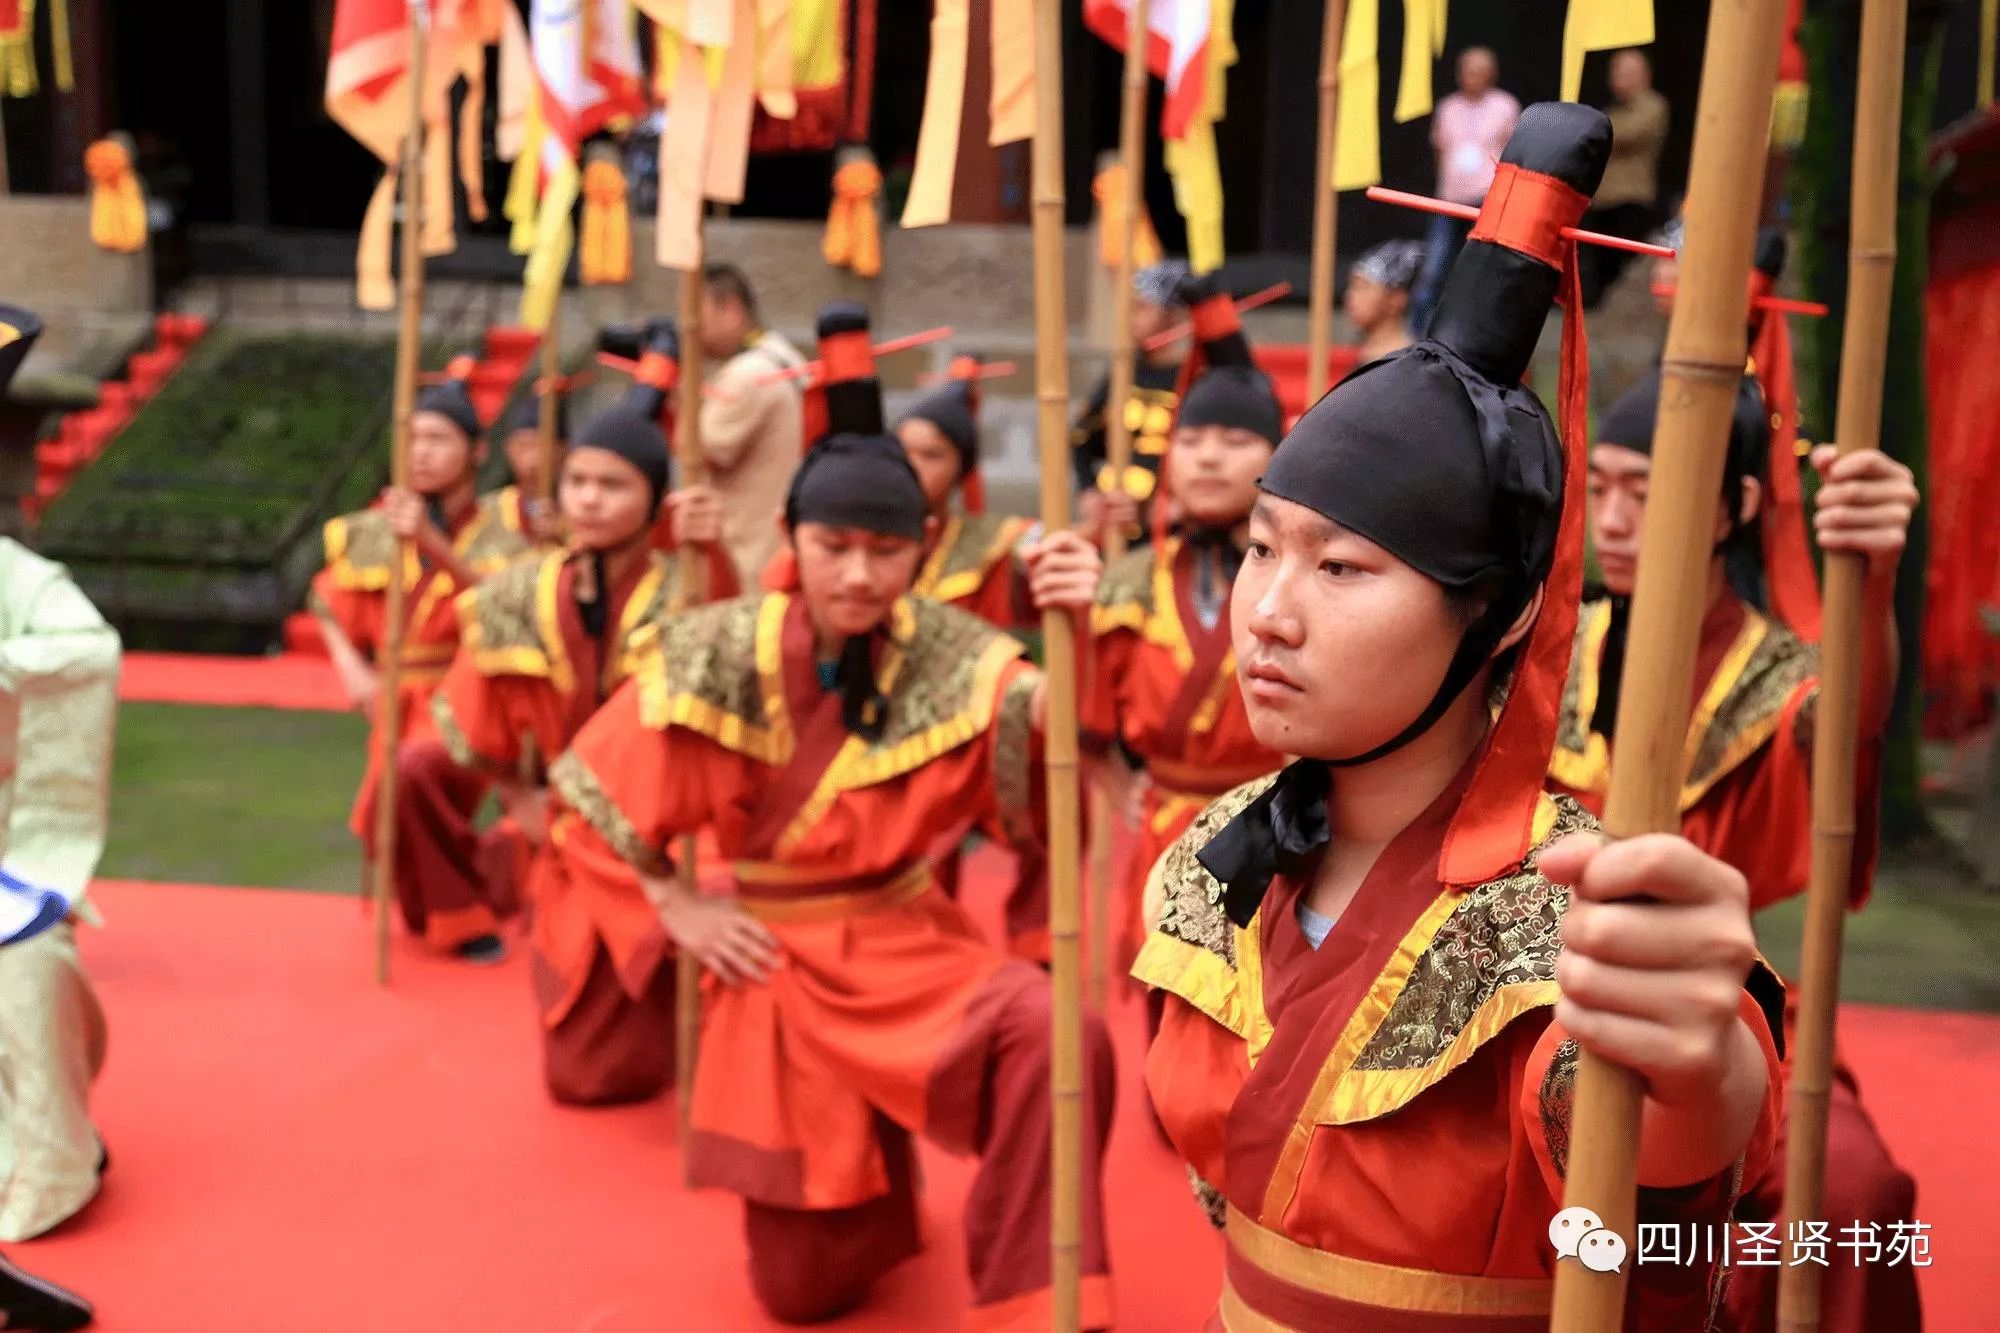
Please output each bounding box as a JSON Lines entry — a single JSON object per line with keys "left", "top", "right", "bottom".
{"left": 1548, "top": 0, "right": 1790, "bottom": 1325}
{"left": 1778, "top": 0, "right": 1908, "bottom": 1327}
{"left": 1029, "top": 0, "right": 1085, "bottom": 1325}
{"left": 1305, "top": 0, "right": 1347, "bottom": 403}
{"left": 672, "top": 249, "right": 709, "bottom": 1173}
{"left": 1089, "top": 0, "right": 1150, "bottom": 1015}
{"left": 538, "top": 303, "right": 562, "bottom": 508}
{"left": 372, "top": 2, "right": 431, "bottom": 988}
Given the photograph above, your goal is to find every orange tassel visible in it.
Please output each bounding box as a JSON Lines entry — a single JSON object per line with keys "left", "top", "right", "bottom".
{"left": 84, "top": 138, "right": 146, "bottom": 254}
{"left": 823, "top": 159, "right": 884, "bottom": 279}
{"left": 961, "top": 469, "right": 987, "bottom": 515}
{"left": 580, "top": 160, "right": 633, "bottom": 286}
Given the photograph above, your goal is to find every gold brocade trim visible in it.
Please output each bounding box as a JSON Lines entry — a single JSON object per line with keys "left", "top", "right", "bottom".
{"left": 549, "top": 749, "right": 671, "bottom": 875}
{"left": 771, "top": 605, "right": 1023, "bottom": 856}
{"left": 1147, "top": 539, "right": 1196, "bottom": 671}
{"left": 1131, "top": 930, "right": 1270, "bottom": 1053}
{"left": 1682, "top": 612, "right": 1816, "bottom": 808}
{"left": 1548, "top": 599, "right": 1613, "bottom": 795}
{"left": 735, "top": 863, "right": 932, "bottom": 923}
{"left": 323, "top": 511, "right": 417, "bottom": 593}
{"left": 1090, "top": 542, "right": 1158, "bottom": 640}
{"left": 915, "top": 512, "right": 1030, "bottom": 606}
{"left": 1189, "top": 649, "right": 1239, "bottom": 734}
{"left": 534, "top": 553, "right": 574, "bottom": 696}
{"left": 1262, "top": 795, "right": 1580, "bottom": 1220}
{"left": 635, "top": 593, "right": 795, "bottom": 765}
{"left": 1150, "top": 775, "right": 1280, "bottom": 969}
{"left": 992, "top": 668, "right": 1040, "bottom": 845}
{"left": 1539, "top": 1038, "right": 1580, "bottom": 1179}
{"left": 429, "top": 692, "right": 513, "bottom": 777}
{"left": 1225, "top": 1207, "right": 1555, "bottom": 1317}
{"left": 1553, "top": 600, "right": 1816, "bottom": 811}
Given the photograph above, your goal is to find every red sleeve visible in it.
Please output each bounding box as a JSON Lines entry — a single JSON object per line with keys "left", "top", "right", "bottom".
{"left": 554, "top": 678, "right": 719, "bottom": 870}
{"left": 1080, "top": 627, "right": 1135, "bottom": 751}
{"left": 1146, "top": 995, "right": 1251, "bottom": 1196}
{"left": 1518, "top": 987, "right": 1784, "bottom": 1204}
{"left": 310, "top": 568, "right": 381, "bottom": 659}
{"left": 433, "top": 653, "right": 524, "bottom": 775}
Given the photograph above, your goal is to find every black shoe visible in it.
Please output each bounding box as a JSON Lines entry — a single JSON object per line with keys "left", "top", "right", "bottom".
{"left": 0, "top": 1251, "right": 92, "bottom": 1330}
{"left": 453, "top": 933, "right": 507, "bottom": 965}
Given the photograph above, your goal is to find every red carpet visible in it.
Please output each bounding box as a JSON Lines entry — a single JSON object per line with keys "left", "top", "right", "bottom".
{"left": 119, "top": 652, "right": 346, "bottom": 712}
{"left": 15, "top": 870, "right": 1993, "bottom": 1331}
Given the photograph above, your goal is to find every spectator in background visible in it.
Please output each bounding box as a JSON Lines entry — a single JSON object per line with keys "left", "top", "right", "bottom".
{"left": 695, "top": 264, "right": 808, "bottom": 584}
{"left": 1410, "top": 47, "right": 1521, "bottom": 332}
{"left": 1582, "top": 48, "right": 1670, "bottom": 308}
{"left": 1344, "top": 240, "right": 1425, "bottom": 363}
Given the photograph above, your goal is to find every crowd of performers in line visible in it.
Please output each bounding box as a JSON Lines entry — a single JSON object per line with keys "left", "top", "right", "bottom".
{"left": 309, "top": 104, "right": 1926, "bottom": 1332}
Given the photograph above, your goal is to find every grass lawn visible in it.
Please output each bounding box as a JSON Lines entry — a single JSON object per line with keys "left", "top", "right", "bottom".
{"left": 103, "top": 702, "right": 369, "bottom": 896}
{"left": 99, "top": 702, "right": 2000, "bottom": 1013}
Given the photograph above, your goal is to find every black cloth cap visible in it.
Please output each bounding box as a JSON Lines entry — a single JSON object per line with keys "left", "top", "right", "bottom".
{"left": 500, "top": 394, "right": 572, "bottom": 443}
{"left": 1177, "top": 272, "right": 1283, "bottom": 444}
{"left": 897, "top": 380, "right": 978, "bottom": 476}
{"left": 1754, "top": 228, "right": 1788, "bottom": 282}
{"left": 0, "top": 305, "right": 43, "bottom": 398}
{"left": 786, "top": 432, "right": 928, "bottom": 541}
{"left": 1178, "top": 367, "right": 1283, "bottom": 445}
{"left": 1597, "top": 368, "right": 1771, "bottom": 514}
{"left": 574, "top": 407, "right": 671, "bottom": 510}
{"left": 1255, "top": 101, "right": 1608, "bottom": 765}
{"left": 415, "top": 379, "right": 482, "bottom": 443}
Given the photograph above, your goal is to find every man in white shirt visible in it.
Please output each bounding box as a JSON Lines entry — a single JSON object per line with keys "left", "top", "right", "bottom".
{"left": 1410, "top": 47, "right": 1522, "bottom": 331}
{"left": 694, "top": 265, "right": 808, "bottom": 584}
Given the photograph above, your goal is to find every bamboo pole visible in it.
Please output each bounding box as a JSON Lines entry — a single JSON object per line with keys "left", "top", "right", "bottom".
{"left": 1029, "top": 1, "right": 1085, "bottom": 1325}
{"left": 672, "top": 249, "right": 708, "bottom": 1171}
{"left": 371, "top": 2, "right": 431, "bottom": 988}
{"left": 1778, "top": 0, "right": 1908, "bottom": 1326}
{"left": 1089, "top": 0, "right": 1149, "bottom": 1014}
{"left": 1305, "top": 0, "right": 1347, "bottom": 402}
{"left": 537, "top": 304, "right": 562, "bottom": 508}
{"left": 1548, "top": 0, "right": 1790, "bottom": 1325}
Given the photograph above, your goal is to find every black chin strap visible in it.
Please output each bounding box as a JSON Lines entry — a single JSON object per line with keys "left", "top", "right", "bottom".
{"left": 1592, "top": 595, "right": 1630, "bottom": 742}
{"left": 576, "top": 550, "right": 610, "bottom": 641}
{"left": 1196, "top": 581, "right": 1523, "bottom": 928}
{"left": 1324, "top": 585, "right": 1520, "bottom": 769}
{"left": 837, "top": 634, "right": 889, "bottom": 741}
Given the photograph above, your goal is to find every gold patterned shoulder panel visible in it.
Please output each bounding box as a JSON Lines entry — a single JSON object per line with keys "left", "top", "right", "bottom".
{"left": 846, "top": 597, "right": 1027, "bottom": 781}
{"left": 458, "top": 552, "right": 556, "bottom": 678}
{"left": 1328, "top": 794, "right": 1594, "bottom": 1118}
{"left": 1091, "top": 542, "right": 1160, "bottom": 638}
{"left": 635, "top": 592, "right": 791, "bottom": 764}
{"left": 1684, "top": 615, "right": 1816, "bottom": 805}
{"left": 1553, "top": 600, "right": 1819, "bottom": 810}
{"left": 1130, "top": 776, "right": 1281, "bottom": 1054}
{"left": 918, "top": 513, "right": 1031, "bottom": 605}
{"left": 322, "top": 509, "right": 402, "bottom": 592}
{"left": 463, "top": 492, "right": 536, "bottom": 574}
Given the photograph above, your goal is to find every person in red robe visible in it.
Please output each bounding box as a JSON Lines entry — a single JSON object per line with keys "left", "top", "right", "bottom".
{"left": 489, "top": 395, "right": 570, "bottom": 548}
{"left": 546, "top": 333, "right": 1117, "bottom": 1329}
{"left": 311, "top": 364, "right": 533, "bottom": 955}
{"left": 426, "top": 402, "right": 731, "bottom": 1095}
{"left": 1134, "top": 103, "right": 1788, "bottom": 1330}
{"left": 1085, "top": 273, "right": 1286, "bottom": 975}
{"left": 893, "top": 356, "right": 1051, "bottom": 955}
{"left": 1561, "top": 368, "right": 1922, "bottom": 1333}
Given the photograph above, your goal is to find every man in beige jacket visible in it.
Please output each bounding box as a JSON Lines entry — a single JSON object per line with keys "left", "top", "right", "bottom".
{"left": 697, "top": 265, "right": 807, "bottom": 583}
